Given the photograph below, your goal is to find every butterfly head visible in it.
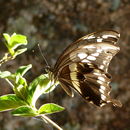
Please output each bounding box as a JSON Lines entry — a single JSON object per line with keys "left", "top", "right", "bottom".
{"left": 44, "top": 65, "right": 56, "bottom": 83}
{"left": 44, "top": 65, "right": 51, "bottom": 73}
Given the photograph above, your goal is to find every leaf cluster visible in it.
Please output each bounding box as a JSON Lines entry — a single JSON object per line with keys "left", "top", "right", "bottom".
{"left": 0, "top": 33, "right": 64, "bottom": 129}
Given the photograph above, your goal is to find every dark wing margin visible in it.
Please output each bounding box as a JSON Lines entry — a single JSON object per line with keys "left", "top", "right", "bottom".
{"left": 78, "top": 30, "right": 120, "bottom": 44}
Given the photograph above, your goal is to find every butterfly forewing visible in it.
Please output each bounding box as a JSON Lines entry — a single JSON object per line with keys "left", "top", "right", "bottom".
{"left": 54, "top": 30, "right": 120, "bottom": 72}
{"left": 80, "top": 30, "right": 120, "bottom": 44}
{"left": 53, "top": 30, "right": 122, "bottom": 107}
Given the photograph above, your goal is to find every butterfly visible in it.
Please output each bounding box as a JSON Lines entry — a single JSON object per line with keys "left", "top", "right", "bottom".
{"left": 48, "top": 30, "right": 122, "bottom": 107}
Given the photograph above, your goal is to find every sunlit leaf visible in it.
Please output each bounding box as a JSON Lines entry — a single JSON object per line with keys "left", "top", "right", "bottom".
{"left": 10, "top": 33, "right": 27, "bottom": 50}
{"left": 15, "top": 64, "right": 32, "bottom": 76}
{"left": 13, "top": 48, "right": 27, "bottom": 57}
{"left": 0, "top": 94, "right": 26, "bottom": 112}
{"left": 0, "top": 71, "right": 11, "bottom": 78}
{"left": 38, "top": 103, "right": 65, "bottom": 114}
{"left": 12, "top": 106, "right": 38, "bottom": 117}
{"left": 3, "top": 33, "right": 27, "bottom": 56}
{"left": 14, "top": 75, "right": 28, "bottom": 101}
{"left": 3, "top": 33, "right": 11, "bottom": 45}
{"left": 27, "top": 74, "right": 56, "bottom": 106}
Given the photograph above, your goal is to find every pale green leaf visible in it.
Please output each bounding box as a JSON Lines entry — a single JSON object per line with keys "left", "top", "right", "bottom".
{"left": 27, "top": 74, "right": 56, "bottom": 106}
{"left": 0, "top": 71, "right": 11, "bottom": 78}
{"left": 12, "top": 106, "right": 38, "bottom": 117}
{"left": 15, "top": 64, "right": 32, "bottom": 76}
{"left": 13, "top": 48, "right": 27, "bottom": 57}
{"left": 3, "top": 33, "right": 11, "bottom": 44}
{"left": 0, "top": 94, "right": 26, "bottom": 112}
{"left": 10, "top": 34, "right": 27, "bottom": 50}
{"left": 38, "top": 103, "right": 65, "bottom": 114}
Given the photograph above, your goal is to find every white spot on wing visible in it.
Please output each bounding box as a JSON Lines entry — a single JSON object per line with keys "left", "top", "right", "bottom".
{"left": 99, "top": 65, "right": 104, "bottom": 70}
{"left": 100, "top": 103, "right": 106, "bottom": 107}
{"left": 101, "top": 94, "right": 106, "bottom": 101}
{"left": 99, "top": 88, "right": 105, "bottom": 94}
{"left": 89, "top": 101, "right": 94, "bottom": 104}
{"left": 78, "top": 53, "right": 87, "bottom": 59}
{"left": 97, "top": 80, "right": 103, "bottom": 84}
{"left": 87, "top": 56, "right": 96, "bottom": 61}
{"left": 102, "top": 34, "right": 116, "bottom": 39}
{"left": 96, "top": 49, "right": 102, "bottom": 53}
{"left": 100, "top": 85, "right": 106, "bottom": 91}
{"left": 98, "top": 76, "right": 105, "bottom": 82}
{"left": 100, "top": 44, "right": 118, "bottom": 51}
{"left": 87, "top": 35, "right": 95, "bottom": 39}
{"left": 83, "top": 45, "right": 96, "bottom": 49}
{"left": 91, "top": 53, "right": 99, "bottom": 57}
{"left": 82, "top": 59, "right": 90, "bottom": 63}
{"left": 107, "top": 100, "right": 111, "bottom": 103}
{"left": 97, "top": 38, "right": 103, "bottom": 42}
{"left": 93, "top": 72, "right": 100, "bottom": 76}
{"left": 103, "top": 60, "right": 108, "bottom": 65}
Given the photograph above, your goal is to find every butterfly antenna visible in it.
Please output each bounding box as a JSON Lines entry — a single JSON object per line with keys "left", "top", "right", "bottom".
{"left": 37, "top": 44, "right": 49, "bottom": 67}
{"left": 38, "top": 44, "right": 54, "bottom": 110}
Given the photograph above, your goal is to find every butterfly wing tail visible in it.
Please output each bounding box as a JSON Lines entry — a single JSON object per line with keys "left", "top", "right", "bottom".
{"left": 110, "top": 99, "right": 122, "bottom": 107}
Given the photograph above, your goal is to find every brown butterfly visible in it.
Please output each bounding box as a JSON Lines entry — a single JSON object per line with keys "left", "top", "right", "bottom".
{"left": 48, "top": 30, "right": 122, "bottom": 107}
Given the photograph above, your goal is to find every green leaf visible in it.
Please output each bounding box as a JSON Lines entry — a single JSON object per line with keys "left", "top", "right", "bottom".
{"left": 0, "top": 65, "right": 31, "bottom": 101}
{"left": 3, "top": 33, "right": 27, "bottom": 56}
{"left": 43, "top": 80, "right": 58, "bottom": 94}
{"left": 14, "top": 75, "right": 28, "bottom": 101}
{"left": 12, "top": 65, "right": 31, "bottom": 99}
{"left": 10, "top": 33, "right": 27, "bottom": 50}
{"left": 15, "top": 64, "right": 32, "bottom": 76}
{"left": 13, "top": 48, "right": 27, "bottom": 57}
{"left": 0, "top": 71, "right": 16, "bottom": 82}
{"left": 38, "top": 103, "right": 65, "bottom": 114}
{"left": 0, "top": 94, "right": 27, "bottom": 112}
{"left": 0, "top": 71, "right": 11, "bottom": 78}
{"left": 12, "top": 106, "right": 38, "bottom": 117}
{"left": 16, "top": 75, "right": 27, "bottom": 86}
{"left": 3, "top": 33, "right": 11, "bottom": 44}
{"left": 27, "top": 74, "right": 56, "bottom": 106}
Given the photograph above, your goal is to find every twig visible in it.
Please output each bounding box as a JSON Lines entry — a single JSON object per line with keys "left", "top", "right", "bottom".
{"left": 5, "top": 78, "right": 14, "bottom": 88}
{"left": 41, "top": 114, "right": 63, "bottom": 130}
{"left": 0, "top": 53, "right": 13, "bottom": 66}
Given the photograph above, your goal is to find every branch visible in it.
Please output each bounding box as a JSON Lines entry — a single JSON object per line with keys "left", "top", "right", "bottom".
{"left": 41, "top": 114, "right": 63, "bottom": 130}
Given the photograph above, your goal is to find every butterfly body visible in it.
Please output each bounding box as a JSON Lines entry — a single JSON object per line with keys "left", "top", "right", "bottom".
{"left": 50, "top": 30, "right": 122, "bottom": 107}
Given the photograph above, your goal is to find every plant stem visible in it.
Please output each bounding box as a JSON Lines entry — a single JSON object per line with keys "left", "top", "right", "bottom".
{"left": 41, "top": 114, "right": 63, "bottom": 130}
{"left": 0, "top": 53, "right": 13, "bottom": 66}
{"left": 5, "top": 78, "right": 14, "bottom": 88}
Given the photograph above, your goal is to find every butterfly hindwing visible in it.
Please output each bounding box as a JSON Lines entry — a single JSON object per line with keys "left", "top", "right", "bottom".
{"left": 58, "top": 61, "right": 121, "bottom": 107}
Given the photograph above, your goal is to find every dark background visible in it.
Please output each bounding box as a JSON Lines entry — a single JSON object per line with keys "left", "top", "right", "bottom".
{"left": 0, "top": 0, "right": 130, "bottom": 130}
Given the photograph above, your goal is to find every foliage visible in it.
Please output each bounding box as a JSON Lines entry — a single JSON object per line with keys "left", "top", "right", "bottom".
{"left": 0, "top": 33, "right": 64, "bottom": 130}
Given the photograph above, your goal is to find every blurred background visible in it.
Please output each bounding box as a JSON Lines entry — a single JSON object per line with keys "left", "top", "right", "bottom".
{"left": 0, "top": 0, "right": 130, "bottom": 130}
